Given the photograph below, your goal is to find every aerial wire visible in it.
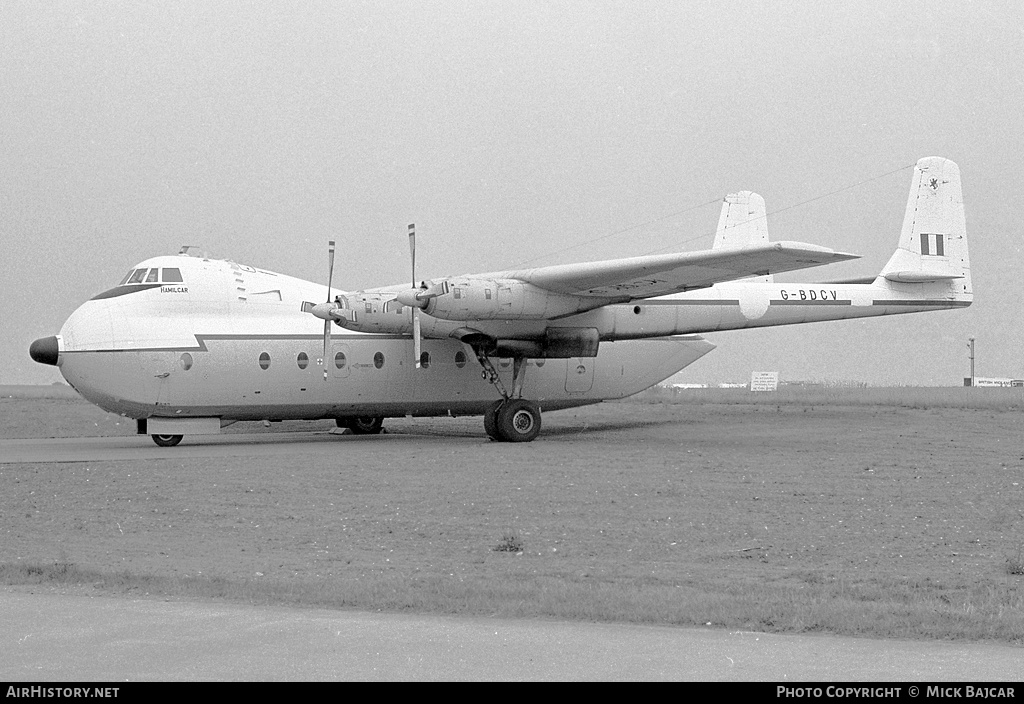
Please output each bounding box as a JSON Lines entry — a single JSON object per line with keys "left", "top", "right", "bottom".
{"left": 639, "top": 161, "right": 916, "bottom": 256}
{"left": 508, "top": 197, "right": 720, "bottom": 268}
{"left": 507, "top": 162, "right": 915, "bottom": 267}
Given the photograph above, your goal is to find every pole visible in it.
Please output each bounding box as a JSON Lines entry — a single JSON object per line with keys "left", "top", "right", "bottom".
{"left": 968, "top": 337, "right": 975, "bottom": 386}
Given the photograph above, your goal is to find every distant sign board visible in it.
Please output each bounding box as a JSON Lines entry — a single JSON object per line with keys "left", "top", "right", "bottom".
{"left": 750, "top": 371, "right": 779, "bottom": 392}
{"left": 969, "top": 377, "right": 1020, "bottom": 388}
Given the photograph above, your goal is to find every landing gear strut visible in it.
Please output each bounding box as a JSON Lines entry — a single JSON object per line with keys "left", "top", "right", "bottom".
{"left": 474, "top": 349, "right": 542, "bottom": 442}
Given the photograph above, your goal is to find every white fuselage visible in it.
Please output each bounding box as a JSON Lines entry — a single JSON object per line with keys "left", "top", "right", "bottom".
{"left": 48, "top": 247, "right": 968, "bottom": 426}
{"left": 51, "top": 255, "right": 716, "bottom": 422}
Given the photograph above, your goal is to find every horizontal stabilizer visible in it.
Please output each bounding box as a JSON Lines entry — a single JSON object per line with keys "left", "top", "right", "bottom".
{"left": 882, "top": 271, "right": 963, "bottom": 283}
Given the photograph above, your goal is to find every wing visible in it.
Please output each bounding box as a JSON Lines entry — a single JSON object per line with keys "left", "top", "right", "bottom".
{"left": 491, "top": 241, "right": 859, "bottom": 299}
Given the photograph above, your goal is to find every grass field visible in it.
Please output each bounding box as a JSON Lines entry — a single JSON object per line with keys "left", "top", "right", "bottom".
{"left": 633, "top": 384, "right": 1024, "bottom": 410}
{"left": 1, "top": 386, "right": 1022, "bottom": 644}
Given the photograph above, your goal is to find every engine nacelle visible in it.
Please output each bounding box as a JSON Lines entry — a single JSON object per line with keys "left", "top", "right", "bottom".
{"left": 416, "top": 278, "right": 602, "bottom": 321}
{"left": 330, "top": 293, "right": 414, "bottom": 335}
{"left": 482, "top": 327, "right": 600, "bottom": 358}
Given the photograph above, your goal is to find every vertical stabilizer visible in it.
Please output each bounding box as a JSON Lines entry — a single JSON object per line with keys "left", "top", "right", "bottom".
{"left": 879, "top": 157, "right": 971, "bottom": 296}
{"left": 713, "top": 191, "right": 773, "bottom": 282}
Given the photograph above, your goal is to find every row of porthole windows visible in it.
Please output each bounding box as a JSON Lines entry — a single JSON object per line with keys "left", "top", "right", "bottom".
{"left": 180, "top": 349, "right": 549, "bottom": 372}
{"left": 241, "top": 349, "right": 473, "bottom": 371}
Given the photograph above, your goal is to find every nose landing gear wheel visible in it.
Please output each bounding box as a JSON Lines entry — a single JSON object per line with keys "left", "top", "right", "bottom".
{"left": 152, "top": 434, "right": 183, "bottom": 447}
{"left": 491, "top": 399, "right": 542, "bottom": 443}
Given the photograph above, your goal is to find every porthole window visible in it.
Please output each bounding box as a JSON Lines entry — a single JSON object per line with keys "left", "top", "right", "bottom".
{"left": 179, "top": 352, "right": 193, "bottom": 371}
{"left": 297, "top": 352, "right": 309, "bottom": 369}
{"left": 334, "top": 352, "right": 347, "bottom": 369}
{"left": 259, "top": 352, "right": 271, "bottom": 370}
{"left": 455, "top": 350, "right": 467, "bottom": 369}
{"left": 536, "top": 359, "right": 545, "bottom": 368}
{"left": 373, "top": 351, "right": 385, "bottom": 369}
{"left": 419, "top": 351, "right": 430, "bottom": 369}
{"left": 633, "top": 305, "right": 642, "bottom": 314}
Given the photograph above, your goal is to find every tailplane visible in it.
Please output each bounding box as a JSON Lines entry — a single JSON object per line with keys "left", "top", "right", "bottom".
{"left": 713, "top": 191, "right": 773, "bottom": 283}
{"left": 879, "top": 157, "right": 971, "bottom": 298}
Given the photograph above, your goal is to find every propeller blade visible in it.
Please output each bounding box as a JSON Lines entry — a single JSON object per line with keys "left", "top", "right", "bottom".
{"left": 408, "top": 224, "right": 424, "bottom": 369}
{"left": 327, "top": 239, "right": 336, "bottom": 300}
{"left": 323, "top": 319, "right": 331, "bottom": 378}
{"left": 413, "top": 309, "right": 422, "bottom": 368}
{"left": 323, "top": 240, "right": 336, "bottom": 379}
{"left": 408, "top": 223, "right": 416, "bottom": 288}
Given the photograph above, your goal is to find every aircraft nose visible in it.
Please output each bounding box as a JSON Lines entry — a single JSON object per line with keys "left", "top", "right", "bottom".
{"left": 29, "top": 336, "right": 60, "bottom": 366}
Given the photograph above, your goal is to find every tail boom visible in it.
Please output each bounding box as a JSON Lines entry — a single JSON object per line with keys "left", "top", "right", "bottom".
{"left": 566, "top": 156, "right": 972, "bottom": 340}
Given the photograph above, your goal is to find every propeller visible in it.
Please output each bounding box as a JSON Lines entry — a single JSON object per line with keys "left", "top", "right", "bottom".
{"left": 409, "top": 224, "right": 422, "bottom": 368}
{"left": 397, "top": 224, "right": 451, "bottom": 365}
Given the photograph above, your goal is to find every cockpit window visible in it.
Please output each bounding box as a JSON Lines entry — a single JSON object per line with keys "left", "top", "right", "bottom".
{"left": 92, "top": 265, "right": 188, "bottom": 301}
{"left": 110, "top": 267, "right": 187, "bottom": 295}
{"left": 116, "top": 267, "right": 185, "bottom": 285}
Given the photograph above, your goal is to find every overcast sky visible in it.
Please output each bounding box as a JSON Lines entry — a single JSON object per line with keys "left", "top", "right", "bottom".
{"left": 2, "top": 1, "right": 1021, "bottom": 386}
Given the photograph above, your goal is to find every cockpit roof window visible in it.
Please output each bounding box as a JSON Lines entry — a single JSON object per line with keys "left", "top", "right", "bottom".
{"left": 162, "top": 268, "right": 183, "bottom": 283}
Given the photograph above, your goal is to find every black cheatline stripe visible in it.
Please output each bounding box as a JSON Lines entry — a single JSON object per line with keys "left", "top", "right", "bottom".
{"left": 631, "top": 300, "right": 740, "bottom": 306}
{"left": 872, "top": 300, "right": 971, "bottom": 307}
{"left": 770, "top": 300, "right": 852, "bottom": 306}
{"left": 89, "top": 283, "right": 164, "bottom": 300}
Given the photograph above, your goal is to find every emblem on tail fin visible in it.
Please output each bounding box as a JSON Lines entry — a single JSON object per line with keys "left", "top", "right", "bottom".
{"left": 919, "top": 233, "right": 945, "bottom": 257}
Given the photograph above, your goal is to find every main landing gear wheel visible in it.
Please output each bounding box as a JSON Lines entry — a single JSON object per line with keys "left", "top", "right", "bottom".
{"left": 336, "top": 416, "right": 385, "bottom": 435}
{"left": 489, "top": 399, "right": 542, "bottom": 443}
{"left": 484, "top": 400, "right": 503, "bottom": 441}
{"left": 151, "top": 434, "right": 183, "bottom": 447}
{"left": 468, "top": 345, "right": 541, "bottom": 442}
